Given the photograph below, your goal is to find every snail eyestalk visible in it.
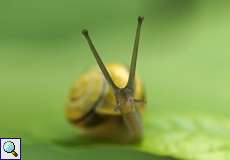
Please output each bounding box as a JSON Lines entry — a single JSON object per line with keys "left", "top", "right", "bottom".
{"left": 126, "top": 16, "right": 144, "bottom": 92}
{"left": 82, "top": 29, "right": 118, "bottom": 91}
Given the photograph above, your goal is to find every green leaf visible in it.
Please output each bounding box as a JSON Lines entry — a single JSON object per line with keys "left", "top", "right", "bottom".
{"left": 141, "top": 113, "right": 230, "bottom": 159}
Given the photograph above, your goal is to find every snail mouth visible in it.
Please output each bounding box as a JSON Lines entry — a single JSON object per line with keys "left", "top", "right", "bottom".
{"left": 68, "top": 76, "right": 107, "bottom": 126}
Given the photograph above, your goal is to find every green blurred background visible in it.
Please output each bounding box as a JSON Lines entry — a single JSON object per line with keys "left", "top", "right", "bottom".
{"left": 0, "top": 0, "right": 230, "bottom": 159}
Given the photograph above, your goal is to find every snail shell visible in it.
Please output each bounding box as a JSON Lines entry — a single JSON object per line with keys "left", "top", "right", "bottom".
{"left": 66, "top": 63, "right": 145, "bottom": 140}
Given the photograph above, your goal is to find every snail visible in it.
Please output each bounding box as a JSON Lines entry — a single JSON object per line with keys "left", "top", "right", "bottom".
{"left": 66, "top": 16, "right": 145, "bottom": 142}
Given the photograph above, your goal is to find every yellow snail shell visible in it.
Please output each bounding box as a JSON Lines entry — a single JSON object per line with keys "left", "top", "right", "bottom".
{"left": 66, "top": 63, "right": 145, "bottom": 140}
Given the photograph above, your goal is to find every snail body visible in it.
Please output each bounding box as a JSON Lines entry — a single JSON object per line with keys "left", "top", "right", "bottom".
{"left": 66, "top": 17, "right": 145, "bottom": 142}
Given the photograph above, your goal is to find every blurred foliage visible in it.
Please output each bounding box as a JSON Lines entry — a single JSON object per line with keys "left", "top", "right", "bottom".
{"left": 0, "top": 0, "right": 230, "bottom": 159}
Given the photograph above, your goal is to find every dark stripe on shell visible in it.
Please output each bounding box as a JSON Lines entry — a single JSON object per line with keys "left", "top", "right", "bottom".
{"left": 69, "top": 74, "right": 107, "bottom": 125}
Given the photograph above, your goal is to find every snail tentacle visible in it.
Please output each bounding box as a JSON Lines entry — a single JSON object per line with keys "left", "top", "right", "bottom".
{"left": 82, "top": 29, "right": 118, "bottom": 92}
{"left": 126, "top": 16, "right": 144, "bottom": 91}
